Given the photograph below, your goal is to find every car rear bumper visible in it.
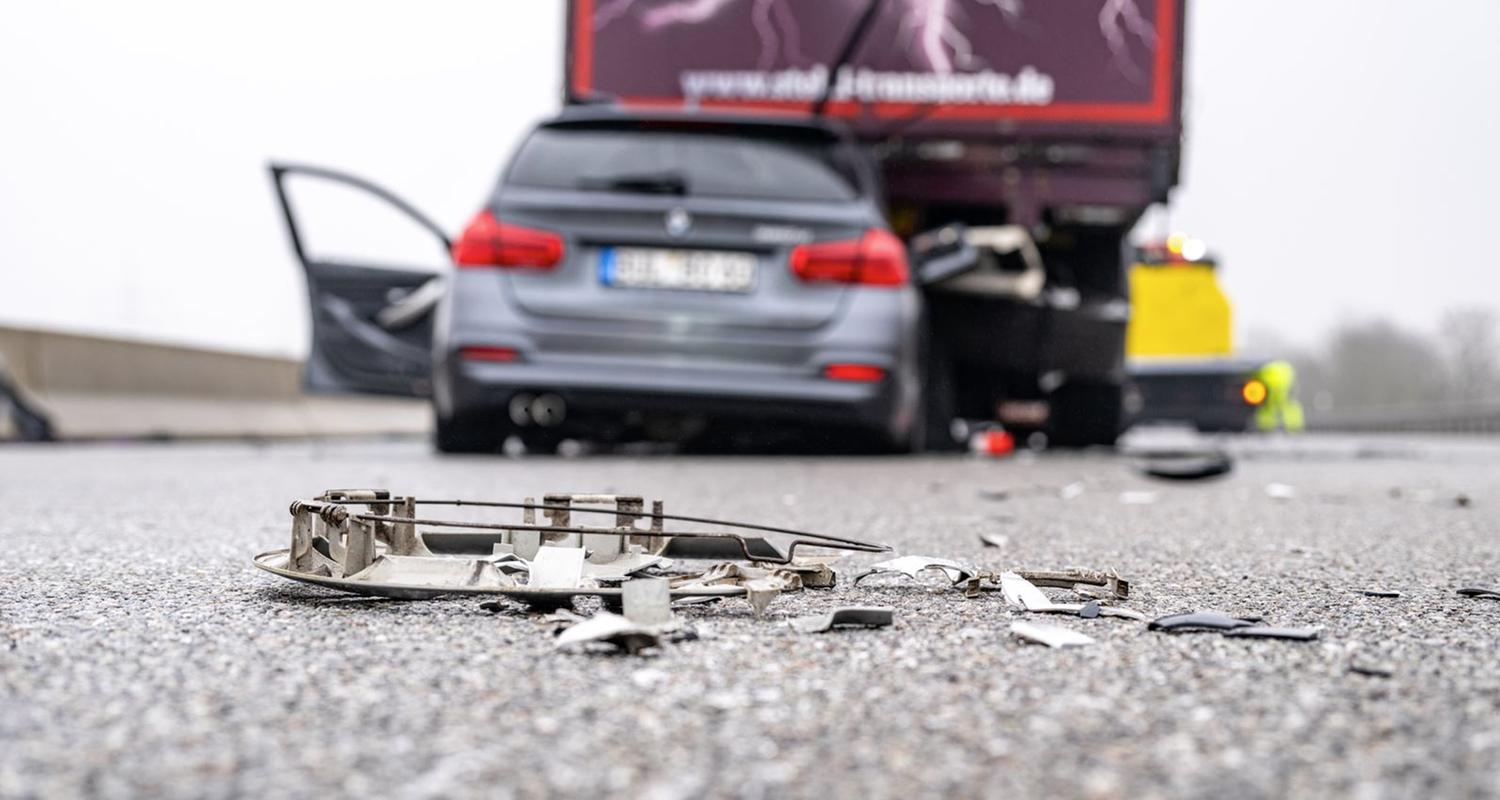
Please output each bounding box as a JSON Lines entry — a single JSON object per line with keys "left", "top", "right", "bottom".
{"left": 439, "top": 355, "right": 909, "bottom": 440}
{"left": 432, "top": 272, "right": 921, "bottom": 440}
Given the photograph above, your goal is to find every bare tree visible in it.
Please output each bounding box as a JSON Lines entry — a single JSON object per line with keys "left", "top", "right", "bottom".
{"left": 1244, "top": 307, "right": 1500, "bottom": 411}
{"left": 1319, "top": 319, "right": 1447, "bottom": 408}
{"left": 1438, "top": 307, "right": 1499, "bottom": 401}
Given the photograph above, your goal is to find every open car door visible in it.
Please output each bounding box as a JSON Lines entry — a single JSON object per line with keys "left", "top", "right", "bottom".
{"left": 269, "top": 163, "right": 449, "bottom": 397}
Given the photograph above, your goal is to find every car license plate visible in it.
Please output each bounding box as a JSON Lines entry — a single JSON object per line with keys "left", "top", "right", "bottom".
{"left": 599, "top": 247, "right": 757, "bottom": 293}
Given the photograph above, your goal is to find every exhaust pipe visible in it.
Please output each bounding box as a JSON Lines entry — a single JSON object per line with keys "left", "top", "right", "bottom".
{"left": 530, "top": 393, "right": 566, "bottom": 427}
{"left": 508, "top": 393, "right": 535, "bottom": 426}
{"left": 508, "top": 392, "right": 566, "bottom": 427}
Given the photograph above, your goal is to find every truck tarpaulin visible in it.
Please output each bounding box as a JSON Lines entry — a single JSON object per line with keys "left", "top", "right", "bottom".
{"left": 567, "top": 0, "right": 1184, "bottom": 139}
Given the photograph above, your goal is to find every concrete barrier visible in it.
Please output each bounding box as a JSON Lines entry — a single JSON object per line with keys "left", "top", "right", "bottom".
{"left": 0, "top": 325, "right": 429, "bottom": 440}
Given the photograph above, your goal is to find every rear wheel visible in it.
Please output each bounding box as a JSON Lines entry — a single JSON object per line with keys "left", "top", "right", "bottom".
{"left": 1047, "top": 381, "right": 1124, "bottom": 447}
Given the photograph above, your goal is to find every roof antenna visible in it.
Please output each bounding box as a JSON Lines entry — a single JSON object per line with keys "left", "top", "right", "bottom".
{"left": 812, "top": 0, "right": 884, "bottom": 117}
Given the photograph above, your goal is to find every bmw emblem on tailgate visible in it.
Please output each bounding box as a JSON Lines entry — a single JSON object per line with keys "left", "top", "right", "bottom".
{"left": 665, "top": 207, "right": 692, "bottom": 238}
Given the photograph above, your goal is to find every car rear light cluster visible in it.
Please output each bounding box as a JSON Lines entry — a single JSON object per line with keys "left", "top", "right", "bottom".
{"left": 789, "top": 229, "right": 909, "bottom": 287}
{"left": 451, "top": 209, "right": 564, "bottom": 270}
{"left": 823, "top": 363, "right": 886, "bottom": 382}
{"left": 459, "top": 346, "right": 520, "bottom": 363}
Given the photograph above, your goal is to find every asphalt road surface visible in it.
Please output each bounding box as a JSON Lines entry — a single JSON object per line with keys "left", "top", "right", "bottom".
{"left": 3, "top": 434, "right": 1499, "bottom": 798}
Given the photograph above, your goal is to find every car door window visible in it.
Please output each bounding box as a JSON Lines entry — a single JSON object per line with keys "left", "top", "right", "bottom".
{"left": 281, "top": 173, "right": 450, "bottom": 273}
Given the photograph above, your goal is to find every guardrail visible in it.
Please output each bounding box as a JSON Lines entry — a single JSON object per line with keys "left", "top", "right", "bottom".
{"left": 1308, "top": 400, "right": 1500, "bottom": 434}
{"left": 0, "top": 325, "right": 428, "bottom": 441}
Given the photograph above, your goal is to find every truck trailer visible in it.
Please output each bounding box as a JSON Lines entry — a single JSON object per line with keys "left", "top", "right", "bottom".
{"left": 565, "top": 0, "right": 1187, "bottom": 445}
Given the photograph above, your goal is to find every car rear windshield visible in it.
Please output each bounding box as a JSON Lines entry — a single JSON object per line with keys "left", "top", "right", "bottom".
{"left": 506, "top": 127, "right": 863, "bottom": 202}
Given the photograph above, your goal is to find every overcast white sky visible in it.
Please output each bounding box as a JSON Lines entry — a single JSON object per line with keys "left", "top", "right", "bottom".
{"left": 1, "top": 1, "right": 1496, "bottom": 357}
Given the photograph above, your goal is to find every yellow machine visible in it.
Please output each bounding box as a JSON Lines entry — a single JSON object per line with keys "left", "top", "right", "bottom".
{"left": 1126, "top": 235, "right": 1301, "bottom": 432}
{"left": 1126, "top": 260, "right": 1232, "bottom": 358}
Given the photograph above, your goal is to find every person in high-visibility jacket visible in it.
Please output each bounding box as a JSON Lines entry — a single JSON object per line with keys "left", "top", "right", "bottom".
{"left": 1250, "top": 360, "right": 1304, "bottom": 433}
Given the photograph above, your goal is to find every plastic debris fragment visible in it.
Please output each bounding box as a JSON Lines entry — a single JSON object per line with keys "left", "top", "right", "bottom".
{"left": 528, "top": 546, "right": 586, "bottom": 589}
{"left": 852, "top": 555, "right": 975, "bottom": 586}
{"left": 1010, "top": 621, "right": 1094, "bottom": 648}
{"left": 671, "top": 562, "right": 803, "bottom": 616}
{"left": 1147, "top": 611, "right": 1257, "bottom": 632}
{"left": 788, "top": 606, "right": 894, "bottom": 634}
{"left": 1016, "top": 568, "right": 1130, "bottom": 600}
{"left": 1348, "top": 658, "right": 1395, "bottom": 677}
{"left": 622, "top": 578, "right": 673, "bottom": 626}
{"left": 978, "top": 532, "right": 1009, "bottom": 548}
{"left": 1264, "top": 483, "right": 1297, "bottom": 500}
{"left": 671, "top": 596, "right": 723, "bottom": 607}
{"left": 1360, "top": 589, "right": 1402, "bottom": 598}
{"left": 995, "top": 572, "right": 1146, "bottom": 619}
{"left": 1223, "top": 626, "right": 1320, "bottom": 641}
{"left": 754, "top": 559, "right": 838, "bottom": 589}
{"left": 1001, "top": 571, "right": 1068, "bottom": 611}
{"left": 553, "top": 612, "right": 662, "bottom": 655}
{"left": 1136, "top": 450, "right": 1234, "bottom": 481}
{"left": 1457, "top": 586, "right": 1500, "bottom": 599}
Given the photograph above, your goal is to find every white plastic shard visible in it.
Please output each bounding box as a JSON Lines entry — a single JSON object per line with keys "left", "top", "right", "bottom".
{"left": 581, "top": 551, "right": 669, "bottom": 581}
{"left": 999, "top": 572, "right": 1148, "bottom": 619}
{"left": 484, "top": 548, "right": 531, "bottom": 574}
{"left": 852, "top": 555, "right": 974, "bottom": 586}
{"left": 553, "top": 612, "right": 660, "bottom": 654}
{"left": 1265, "top": 483, "right": 1297, "bottom": 500}
{"left": 999, "top": 571, "right": 1080, "bottom": 612}
{"left": 1011, "top": 621, "right": 1094, "bottom": 648}
{"left": 528, "top": 546, "right": 586, "bottom": 589}
{"left": 622, "top": 578, "right": 674, "bottom": 627}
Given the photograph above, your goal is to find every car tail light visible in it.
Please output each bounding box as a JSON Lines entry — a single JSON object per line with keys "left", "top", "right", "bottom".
{"left": 459, "top": 346, "right": 520, "bottom": 363}
{"left": 789, "top": 229, "right": 908, "bottom": 287}
{"left": 451, "top": 209, "right": 564, "bottom": 270}
{"left": 823, "top": 363, "right": 886, "bottom": 382}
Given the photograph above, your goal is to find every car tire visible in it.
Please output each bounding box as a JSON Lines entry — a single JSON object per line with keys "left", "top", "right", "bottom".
{"left": 433, "top": 412, "right": 508, "bottom": 454}
{"left": 1047, "top": 381, "right": 1124, "bottom": 448}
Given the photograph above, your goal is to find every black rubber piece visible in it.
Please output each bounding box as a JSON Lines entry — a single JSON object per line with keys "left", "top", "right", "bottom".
{"left": 1136, "top": 450, "right": 1235, "bottom": 481}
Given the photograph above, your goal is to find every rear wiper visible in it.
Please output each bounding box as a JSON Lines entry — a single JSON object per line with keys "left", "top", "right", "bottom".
{"left": 578, "top": 171, "right": 689, "bottom": 195}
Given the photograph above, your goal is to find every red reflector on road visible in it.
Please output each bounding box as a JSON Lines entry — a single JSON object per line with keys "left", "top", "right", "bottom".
{"left": 823, "top": 363, "right": 886, "bottom": 382}
{"left": 970, "top": 429, "right": 1015, "bottom": 457}
{"left": 460, "top": 346, "right": 519, "bottom": 363}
